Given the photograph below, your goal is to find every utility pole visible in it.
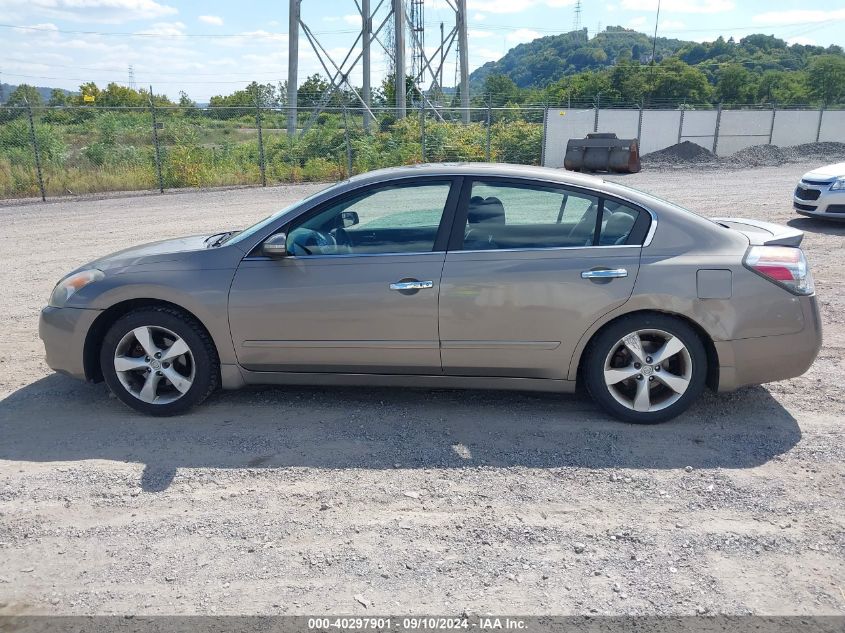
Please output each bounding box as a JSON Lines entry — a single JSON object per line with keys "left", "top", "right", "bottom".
{"left": 393, "top": 0, "right": 406, "bottom": 118}
{"left": 287, "top": 0, "right": 301, "bottom": 136}
{"left": 457, "top": 0, "right": 469, "bottom": 124}
{"left": 362, "top": 0, "right": 372, "bottom": 131}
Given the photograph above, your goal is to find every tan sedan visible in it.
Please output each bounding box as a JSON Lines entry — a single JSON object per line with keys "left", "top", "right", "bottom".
{"left": 39, "top": 164, "right": 821, "bottom": 423}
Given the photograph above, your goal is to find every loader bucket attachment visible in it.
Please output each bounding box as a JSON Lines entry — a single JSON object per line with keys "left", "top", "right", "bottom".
{"left": 564, "top": 133, "right": 641, "bottom": 174}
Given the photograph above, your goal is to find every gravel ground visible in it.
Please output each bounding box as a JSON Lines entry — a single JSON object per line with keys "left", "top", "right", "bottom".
{"left": 1, "top": 163, "right": 844, "bottom": 617}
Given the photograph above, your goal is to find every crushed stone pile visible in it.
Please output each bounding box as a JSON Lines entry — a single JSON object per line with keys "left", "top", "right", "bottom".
{"left": 640, "top": 141, "right": 717, "bottom": 165}
{"left": 641, "top": 140, "right": 845, "bottom": 170}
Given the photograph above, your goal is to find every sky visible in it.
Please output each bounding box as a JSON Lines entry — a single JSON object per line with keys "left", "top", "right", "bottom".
{"left": 1, "top": 0, "right": 844, "bottom": 102}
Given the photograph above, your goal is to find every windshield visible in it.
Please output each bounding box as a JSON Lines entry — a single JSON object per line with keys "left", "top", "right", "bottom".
{"left": 221, "top": 183, "right": 336, "bottom": 247}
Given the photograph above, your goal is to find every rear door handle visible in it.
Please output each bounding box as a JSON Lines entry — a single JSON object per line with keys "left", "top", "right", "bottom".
{"left": 581, "top": 268, "right": 628, "bottom": 279}
{"left": 390, "top": 280, "right": 434, "bottom": 291}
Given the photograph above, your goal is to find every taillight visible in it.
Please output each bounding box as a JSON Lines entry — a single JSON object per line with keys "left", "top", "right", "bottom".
{"left": 744, "top": 246, "right": 814, "bottom": 295}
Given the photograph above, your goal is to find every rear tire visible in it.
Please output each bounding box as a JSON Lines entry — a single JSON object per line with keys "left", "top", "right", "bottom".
{"left": 100, "top": 307, "right": 219, "bottom": 416}
{"left": 584, "top": 314, "right": 707, "bottom": 424}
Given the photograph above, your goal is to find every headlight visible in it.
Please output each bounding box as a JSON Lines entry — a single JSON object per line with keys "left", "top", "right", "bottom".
{"left": 830, "top": 178, "right": 845, "bottom": 191}
{"left": 49, "top": 269, "right": 104, "bottom": 307}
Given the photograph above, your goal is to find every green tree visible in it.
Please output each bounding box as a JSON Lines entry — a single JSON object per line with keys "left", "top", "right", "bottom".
{"left": 6, "top": 84, "right": 43, "bottom": 106}
{"left": 648, "top": 58, "right": 712, "bottom": 103}
{"left": 48, "top": 89, "right": 70, "bottom": 106}
{"left": 716, "top": 64, "right": 757, "bottom": 103}
{"left": 807, "top": 55, "right": 845, "bottom": 104}
{"left": 481, "top": 74, "right": 520, "bottom": 106}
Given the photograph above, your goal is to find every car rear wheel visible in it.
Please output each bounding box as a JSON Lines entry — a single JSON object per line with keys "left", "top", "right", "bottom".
{"left": 584, "top": 314, "right": 707, "bottom": 424}
{"left": 100, "top": 307, "right": 219, "bottom": 416}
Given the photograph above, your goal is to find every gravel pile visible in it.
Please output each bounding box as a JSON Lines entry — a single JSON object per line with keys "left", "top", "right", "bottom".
{"left": 641, "top": 141, "right": 717, "bottom": 166}
{"left": 643, "top": 140, "right": 845, "bottom": 170}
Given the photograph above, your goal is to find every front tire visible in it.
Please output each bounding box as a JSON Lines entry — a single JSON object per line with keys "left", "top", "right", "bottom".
{"left": 584, "top": 314, "right": 707, "bottom": 424}
{"left": 100, "top": 307, "right": 219, "bottom": 416}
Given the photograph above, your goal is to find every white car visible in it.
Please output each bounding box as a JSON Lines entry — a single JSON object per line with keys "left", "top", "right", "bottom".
{"left": 793, "top": 162, "right": 845, "bottom": 219}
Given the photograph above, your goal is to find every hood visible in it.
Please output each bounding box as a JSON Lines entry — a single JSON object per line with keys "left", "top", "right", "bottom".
{"left": 84, "top": 234, "right": 214, "bottom": 272}
{"left": 802, "top": 162, "right": 845, "bottom": 181}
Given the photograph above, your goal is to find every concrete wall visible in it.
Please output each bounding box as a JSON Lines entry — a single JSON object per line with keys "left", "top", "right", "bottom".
{"left": 770, "top": 110, "right": 821, "bottom": 148}
{"left": 819, "top": 110, "right": 845, "bottom": 143}
{"left": 679, "top": 110, "right": 717, "bottom": 151}
{"left": 542, "top": 106, "right": 843, "bottom": 167}
{"left": 542, "top": 108, "right": 594, "bottom": 169}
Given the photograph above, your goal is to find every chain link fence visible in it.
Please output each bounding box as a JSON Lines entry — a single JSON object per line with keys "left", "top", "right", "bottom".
{"left": 0, "top": 102, "right": 546, "bottom": 201}
{"left": 2, "top": 99, "right": 842, "bottom": 201}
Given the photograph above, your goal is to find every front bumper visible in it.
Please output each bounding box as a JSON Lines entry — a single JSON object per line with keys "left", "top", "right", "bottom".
{"left": 715, "top": 295, "right": 822, "bottom": 391}
{"left": 793, "top": 186, "right": 845, "bottom": 219}
{"left": 39, "top": 306, "right": 103, "bottom": 381}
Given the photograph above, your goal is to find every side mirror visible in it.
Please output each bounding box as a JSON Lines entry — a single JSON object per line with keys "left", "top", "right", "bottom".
{"left": 262, "top": 232, "right": 288, "bottom": 258}
{"left": 340, "top": 211, "right": 359, "bottom": 228}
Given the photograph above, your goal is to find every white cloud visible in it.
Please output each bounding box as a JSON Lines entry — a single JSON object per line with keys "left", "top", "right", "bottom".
{"left": 620, "top": 0, "right": 734, "bottom": 13}
{"left": 473, "top": 12, "right": 487, "bottom": 20}
{"left": 661, "top": 19, "right": 687, "bottom": 29}
{"left": 342, "top": 14, "right": 361, "bottom": 26}
{"left": 506, "top": 28, "right": 542, "bottom": 44}
{"left": 787, "top": 36, "right": 818, "bottom": 46}
{"left": 138, "top": 21, "right": 186, "bottom": 37}
{"left": 753, "top": 9, "right": 845, "bottom": 25}
{"left": 198, "top": 15, "right": 223, "bottom": 26}
{"left": 467, "top": 0, "right": 574, "bottom": 13}
{"left": 469, "top": 29, "right": 494, "bottom": 38}
{"left": 5, "top": 0, "right": 178, "bottom": 24}
{"left": 627, "top": 16, "right": 647, "bottom": 28}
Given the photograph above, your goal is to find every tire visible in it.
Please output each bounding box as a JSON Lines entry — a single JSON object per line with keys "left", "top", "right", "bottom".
{"left": 583, "top": 313, "right": 707, "bottom": 424}
{"left": 99, "top": 307, "right": 219, "bottom": 416}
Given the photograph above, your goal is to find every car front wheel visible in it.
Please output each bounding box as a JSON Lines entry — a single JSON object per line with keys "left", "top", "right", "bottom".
{"left": 100, "top": 307, "right": 219, "bottom": 416}
{"left": 584, "top": 314, "right": 707, "bottom": 424}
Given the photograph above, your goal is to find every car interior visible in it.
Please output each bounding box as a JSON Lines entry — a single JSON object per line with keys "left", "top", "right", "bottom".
{"left": 463, "top": 195, "right": 639, "bottom": 251}
{"left": 283, "top": 182, "right": 641, "bottom": 256}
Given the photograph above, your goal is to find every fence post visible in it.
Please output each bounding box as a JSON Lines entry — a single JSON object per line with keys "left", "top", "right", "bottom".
{"left": 149, "top": 86, "right": 164, "bottom": 193}
{"left": 540, "top": 105, "right": 549, "bottom": 167}
{"left": 712, "top": 103, "right": 722, "bottom": 155}
{"left": 419, "top": 102, "right": 426, "bottom": 163}
{"left": 25, "top": 99, "right": 46, "bottom": 202}
{"left": 485, "top": 97, "right": 492, "bottom": 162}
{"left": 816, "top": 106, "right": 825, "bottom": 143}
{"left": 255, "top": 96, "right": 267, "bottom": 187}
{"left": 677, "top": 104, "right": 685, "bottom": 144}
{"left": 341, "top": 102, "right": 353, "bottom": 177}
{"left": 593, "top": 93, "right": 600, "bottom": 132}
{"left": 768, "top": 104, "right": 776, "bottom": 145}
{"left": 636, "top": 100, "right": 644, "bottom": 146}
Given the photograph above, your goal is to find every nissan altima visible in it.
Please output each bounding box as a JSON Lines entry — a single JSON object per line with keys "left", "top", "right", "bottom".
{"left": 39, "top": 164, "right": 822, "bottom": 423}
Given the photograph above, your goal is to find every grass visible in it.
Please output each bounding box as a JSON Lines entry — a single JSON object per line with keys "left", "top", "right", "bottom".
{"left": 0, "top": 110, "right": 543, "bottom": 199}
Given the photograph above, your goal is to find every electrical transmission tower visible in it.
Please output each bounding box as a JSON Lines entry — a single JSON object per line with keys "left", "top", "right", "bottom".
{"left": 127, "top": 65, "right": 136, "bottom": 90}
{"left": 573, "top": 0, "right": 582, "bottom": 33}
{"left": 409, "top": 0, "right": 424, "bottom": 106}
{"left": 286, "top": 0, "right": 471, "bottom": 136}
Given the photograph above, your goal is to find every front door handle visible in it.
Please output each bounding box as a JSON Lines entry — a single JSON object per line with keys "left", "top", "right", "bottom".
{"left": 581, "top": 268, "right": 628, "bottom": 279}
{"left": 390, "top": 280, "right": 434, "bottom": 291}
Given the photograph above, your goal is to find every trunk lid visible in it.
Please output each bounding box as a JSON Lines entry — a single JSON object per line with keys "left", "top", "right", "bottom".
{"left": 711, "top": 217, "right": 804, "bottom": 247}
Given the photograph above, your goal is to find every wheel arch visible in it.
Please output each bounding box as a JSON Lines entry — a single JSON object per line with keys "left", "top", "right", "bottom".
{"left": 571, "top": 308, "right": 720, "bottom": 391}
{"left": 83, "top": 298, "right": 217, "bottom": 383}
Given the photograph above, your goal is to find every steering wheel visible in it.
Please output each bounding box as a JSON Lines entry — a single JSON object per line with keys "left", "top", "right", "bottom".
{"left": 289, "top": 229, "right": 336, "bottom": 256}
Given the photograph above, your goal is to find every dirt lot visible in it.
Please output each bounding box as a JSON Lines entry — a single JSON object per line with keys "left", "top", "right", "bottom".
{"left": 1, "top": 164, "right": 844, "bottom": 617}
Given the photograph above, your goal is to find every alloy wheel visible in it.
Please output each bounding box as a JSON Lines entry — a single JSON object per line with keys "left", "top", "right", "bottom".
{"left": 113, "top": 325, "right": 195, "bottom": 404}
{"left": 602, "top": 328, "right": 693, "bottom": 413}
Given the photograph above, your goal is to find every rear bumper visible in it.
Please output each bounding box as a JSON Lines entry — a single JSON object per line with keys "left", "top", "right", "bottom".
{"left": 39, "top": 306, "right": 102, "bottom": 381}
{"left": 715, "top": 295, "right": 822, "bottom": 391}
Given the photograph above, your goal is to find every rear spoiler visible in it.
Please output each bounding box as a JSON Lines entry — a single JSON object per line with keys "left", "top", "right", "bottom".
{"left": 711, "top": 217, "right": 804, "bottom": 247}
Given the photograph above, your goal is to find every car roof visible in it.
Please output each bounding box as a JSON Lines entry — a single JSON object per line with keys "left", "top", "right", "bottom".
{"left": 345, "top": 162, "right": 607, "bottom": 188}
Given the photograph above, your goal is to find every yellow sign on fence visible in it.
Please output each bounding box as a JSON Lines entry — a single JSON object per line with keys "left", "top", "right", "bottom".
{"left": 83, "top": 94, "right": 95, "bottom": 102}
